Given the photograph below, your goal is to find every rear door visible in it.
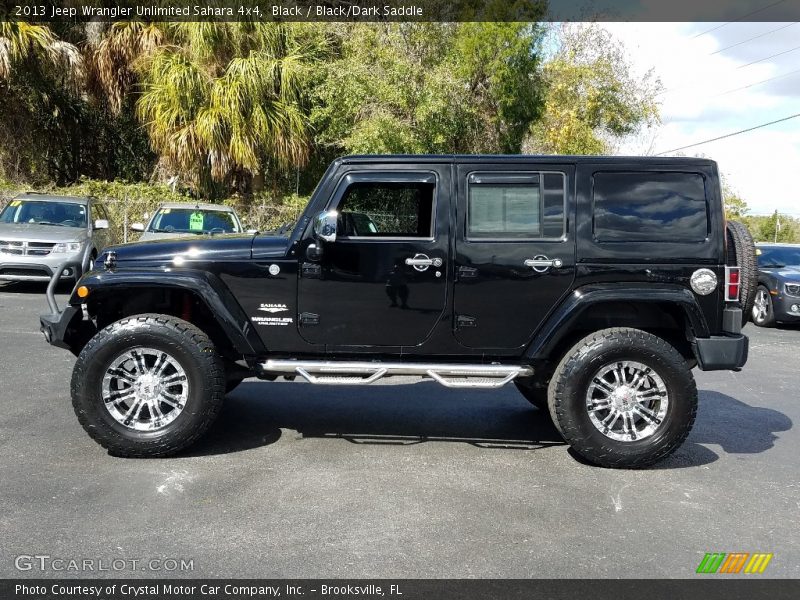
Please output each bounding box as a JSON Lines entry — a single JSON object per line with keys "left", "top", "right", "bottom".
{"left": 452, "top": 162, "right": 576, "bottom": 350}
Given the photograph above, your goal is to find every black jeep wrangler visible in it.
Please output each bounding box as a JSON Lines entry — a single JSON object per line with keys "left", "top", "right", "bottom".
{"left": 41, "top": 155, "right": 755, "bottom": 468}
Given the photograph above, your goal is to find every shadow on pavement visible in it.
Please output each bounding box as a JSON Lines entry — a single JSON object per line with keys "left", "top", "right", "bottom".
{"left": 187, "top": 385, "right": 792, "bottom": 470}
{"left": 185, "top": 380, "right": 564, "bottom": 457}
{"left": 652, "top": 390, "right": 792, "bottom": 469}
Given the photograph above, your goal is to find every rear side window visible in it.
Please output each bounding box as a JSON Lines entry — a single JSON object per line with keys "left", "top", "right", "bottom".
{"left": 592, "top": 172, "right": 709, "bottom": 242}
{"left": 467, "top": 172, "right": 565, "bottom": 240}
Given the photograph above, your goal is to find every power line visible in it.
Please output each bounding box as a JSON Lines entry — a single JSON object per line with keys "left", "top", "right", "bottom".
{"left": 736, "top": 42, "right": 800, "bottom": 68}
{"left": 655, "top": 112, "right": 800, "bottom": 155}
{"left": 709, "top": 22, "right": 798, "bottom": 55}
{"left": 692, "top": 0, "right": 791, "bottom": 38}
{"left": 713, "top": 66, "right": 800, "bottom": 96}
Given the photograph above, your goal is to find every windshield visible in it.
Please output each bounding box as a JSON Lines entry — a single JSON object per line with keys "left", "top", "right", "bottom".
{"left": 148, "top": 208, "right": 240, "bottom": 234}
{"left": 0, "top": 200, "right": 87, "bottom": 228}
{"left": 757, "top": 246, "right": 800, "bottom": 268}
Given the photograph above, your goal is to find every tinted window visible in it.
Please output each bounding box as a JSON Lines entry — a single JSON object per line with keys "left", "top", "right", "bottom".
{"left": 149, "top": 208, "right": 239, "bottom": 234}
{"left": 757, "top": 245, "right": 800, "bottom": 267}
{"left": 0, "top": 200, "right": 87, "bottom": 228}
{"left": 337, "top": 182, "right": 435, "bottom": 238}
{"left": 467, "top": 172, "right": 565, "bottom": 240}
{"left": 593, "top": 172, "right": 708, "bottom": 242}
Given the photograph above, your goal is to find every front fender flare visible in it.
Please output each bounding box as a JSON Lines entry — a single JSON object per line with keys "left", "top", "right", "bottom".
{"left": 72, "top": 268, "right": 266, "bottom": 357}
{"left": 525, "top": 284, "right": 711, "bottom": 361}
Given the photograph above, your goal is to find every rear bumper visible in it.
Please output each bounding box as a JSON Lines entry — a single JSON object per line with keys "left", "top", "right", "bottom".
{"left": 693, "top": 334, "right": 749, "bottom": 371}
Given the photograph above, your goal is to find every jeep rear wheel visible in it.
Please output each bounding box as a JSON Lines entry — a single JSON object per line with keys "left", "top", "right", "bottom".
{"left": 71, "top": 314, "right": 225, "bottom": 457}
{"left": 548, "top": 327, "right": 697, "bottom": 468}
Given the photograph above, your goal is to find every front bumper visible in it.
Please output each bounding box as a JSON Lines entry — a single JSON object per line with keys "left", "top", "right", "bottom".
{"left": 40, "top": 305, "right": 82, "bottom": 350}
{"left": 0, "top": 252, "right": 84, "bottom": 282}
{"left": 771, "top": 292, "right": 800, "bottom": 321}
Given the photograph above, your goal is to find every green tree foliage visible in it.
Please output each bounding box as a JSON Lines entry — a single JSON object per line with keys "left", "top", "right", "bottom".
{"left": 744, "top": 211, "right": 798, "bottom": 243}
{"left": 311, "top": 21, "right": 546, "bottom": 155}
{"left": 722, "top": 180, "right": 750, "bottom": 219}
{"left": 525, "top": 24, "right": 661, "bottom": 155}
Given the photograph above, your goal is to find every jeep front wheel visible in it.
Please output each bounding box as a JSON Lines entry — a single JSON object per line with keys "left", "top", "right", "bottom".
{"left": 71, "top": 314, "right": 225, "bottom": 457}
{"left": 548, "top": 327, "right": 697, "bottom": 468}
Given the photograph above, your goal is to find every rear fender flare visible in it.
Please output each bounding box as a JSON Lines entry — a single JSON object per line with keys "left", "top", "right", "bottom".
{"left": 525, "top": 284, "right": 711, "bottom": 361}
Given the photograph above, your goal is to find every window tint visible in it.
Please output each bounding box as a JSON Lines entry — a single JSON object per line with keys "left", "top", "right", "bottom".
{"left": 149, "top": 209, "right": 239, "bottom": 234}
{"left": 757, "top": 245, "right": 800, "bottom": 267}
{"left": 467, "top": 172, "right": 565, "bottom": 239}
{"left": 593, "top": 172, "right": 708, "bottom": 242}
{"left": 0, "top": 200, "right": 87, "bottom": 228}
{"left": 337, "top": 182, "right": 435, "bottom": 238}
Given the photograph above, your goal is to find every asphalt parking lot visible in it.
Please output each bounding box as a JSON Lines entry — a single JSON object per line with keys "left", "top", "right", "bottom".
{"left": 0, "top": 280, "right": 798, "bottom": 579}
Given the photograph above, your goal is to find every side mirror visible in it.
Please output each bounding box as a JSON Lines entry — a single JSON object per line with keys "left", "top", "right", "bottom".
{"left": 94, "top": 219, "right": 109, "bottom": 230}
{"left": 313, "top": 210, "right": 338, "bottom": 243}
{"left": 130, "top": 223, "right": 145, "bottom": 232}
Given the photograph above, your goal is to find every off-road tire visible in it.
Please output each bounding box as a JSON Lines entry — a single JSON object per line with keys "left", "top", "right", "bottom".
{"left": 71, "top": 314, "right": 225, "bottom": 457}
{"left": 726, "top": 220, "right": 757, "bottom": 326}
{"left": 547, "top": 327, "right": 697, "bottom": 469}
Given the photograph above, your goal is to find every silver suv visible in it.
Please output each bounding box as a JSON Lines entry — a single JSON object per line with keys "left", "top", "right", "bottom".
{"left": 0, "top": 193, "right": 113, "bottom": 282}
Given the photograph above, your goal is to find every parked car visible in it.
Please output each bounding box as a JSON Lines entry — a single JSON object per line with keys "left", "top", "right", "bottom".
{"left": 41, "top": 155, "right": 754, "bottom": 468}
{"left": 0, "top": 193, "right": 112, "bottom": 282}
{"left": 752, "top": 243, "right": 800, "bottom": 326}
{"left": 131, "top": 202, "right": 243, "bottom": 241}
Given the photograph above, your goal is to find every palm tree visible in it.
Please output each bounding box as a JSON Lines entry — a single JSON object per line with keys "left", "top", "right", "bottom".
{"left": 0, "top": 22, "right": 82, "bottom": 86}
{"left": 134, "top": 22, "right": 325, "bottom": 195}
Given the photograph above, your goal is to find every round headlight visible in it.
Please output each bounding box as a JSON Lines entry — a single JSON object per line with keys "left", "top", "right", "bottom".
{"left": 690, "top": 268, "right": 718, "bottom": 296}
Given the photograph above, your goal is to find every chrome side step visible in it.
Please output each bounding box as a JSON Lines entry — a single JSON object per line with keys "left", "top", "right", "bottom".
{"left": 260, "top": 359, "right": 533, "bottom": 389}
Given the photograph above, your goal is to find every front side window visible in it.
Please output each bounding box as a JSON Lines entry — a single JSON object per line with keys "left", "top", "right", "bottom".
{"left": 467, "top": 172, "right": 565, "bottom": 240}
{"left": 0, "top": 200, "right": 87, "bottom": 228}
{"left": 149, "top": 209, "right": 240, "bottom": 234}
{"left": 592, "top": 172, "right": 709, "bottom": 242}
{"left": 336, "top": 181, "right": 435, "bottom": 238}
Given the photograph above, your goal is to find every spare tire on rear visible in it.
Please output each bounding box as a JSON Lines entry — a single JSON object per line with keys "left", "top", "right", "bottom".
{"left": 726, "top": 220, "right": 757, "bottom": 326}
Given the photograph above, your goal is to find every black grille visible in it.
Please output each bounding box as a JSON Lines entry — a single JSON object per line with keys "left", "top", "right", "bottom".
{"left": 0, "top": 267, "right": 50, "bottom": 277}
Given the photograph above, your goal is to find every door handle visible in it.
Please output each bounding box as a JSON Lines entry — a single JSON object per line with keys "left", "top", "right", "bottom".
{"left": 405, "top": 254, "right": 442, "bottom": 272}
{"left": 524, "top": 256, "right": 563, "bottom": 273}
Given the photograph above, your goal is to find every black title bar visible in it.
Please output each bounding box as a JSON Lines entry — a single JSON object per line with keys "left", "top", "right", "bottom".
{"left": 2, "top": 0, "right": 800, "bottom": 22}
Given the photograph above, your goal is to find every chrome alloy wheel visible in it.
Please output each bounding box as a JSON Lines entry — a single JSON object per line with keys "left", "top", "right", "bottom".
{"left": 752, "top": 288, "right": 770, "bottom": 323}
{"left": 585, "top": 361, "right": 669, "bottom": 442}
{"left": 101, "top": 347, "right": 189, "bottom": 432}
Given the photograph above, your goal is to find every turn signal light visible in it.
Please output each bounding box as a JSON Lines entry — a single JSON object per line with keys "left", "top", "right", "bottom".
{"left": 76, "top": 286, "right": 90, "bottom": 299}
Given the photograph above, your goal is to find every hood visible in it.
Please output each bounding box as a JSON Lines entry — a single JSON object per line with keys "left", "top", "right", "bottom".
{"left": 103, "top": 233, "right": 290, "bottom": 265}
{"left": 773, "top": 265, "right": 800, "bottom": 282}
{"left": 0, "top": 222, "right": 88, "bottom": 243}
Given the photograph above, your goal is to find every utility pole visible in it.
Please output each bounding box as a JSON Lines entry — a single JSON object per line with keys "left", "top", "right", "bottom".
{"left": 774, "top": 211, "right": 781, "bottom": 243}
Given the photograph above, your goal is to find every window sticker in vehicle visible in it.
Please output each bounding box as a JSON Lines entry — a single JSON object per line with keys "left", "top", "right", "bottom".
{"left": 9, "top": 200, "right": 20, "bottom": 207}
{"left": 189, "top": 212, "right": 205, "bottom": 231}
{"left": 162, "top": 208, "right": 171, "bottom": 214}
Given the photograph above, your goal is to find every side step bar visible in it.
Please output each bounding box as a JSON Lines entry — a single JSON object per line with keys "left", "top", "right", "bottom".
{"left": 260, "top": 359, "right": 533, "bottom": 389}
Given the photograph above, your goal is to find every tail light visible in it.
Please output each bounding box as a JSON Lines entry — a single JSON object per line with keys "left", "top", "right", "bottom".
{"left": 725, "top": 266, "right": 740, "bottom": 302}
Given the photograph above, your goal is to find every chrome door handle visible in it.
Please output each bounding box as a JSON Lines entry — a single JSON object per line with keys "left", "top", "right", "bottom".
{"left": 524, "top": 256, "right": 563, "bottom": 273}
{"left": 405, "top": 254, "right": 442, "bottom": 272}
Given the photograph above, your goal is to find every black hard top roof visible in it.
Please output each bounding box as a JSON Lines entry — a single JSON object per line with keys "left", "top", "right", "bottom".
{"left": 339, "top": 154, "right": 717, "bottom": 166}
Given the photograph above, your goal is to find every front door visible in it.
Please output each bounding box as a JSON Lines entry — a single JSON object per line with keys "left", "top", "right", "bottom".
{"left": 297, "top": 168, "right": 450, "bottom": 347}
{"left": 453, "top": 163, "right": 576, "bottom": 350}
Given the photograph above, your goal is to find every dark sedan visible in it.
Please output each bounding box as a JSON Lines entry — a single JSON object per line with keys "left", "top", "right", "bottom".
{"left": 753, "top": 243, "right": 800, "bottom": 326}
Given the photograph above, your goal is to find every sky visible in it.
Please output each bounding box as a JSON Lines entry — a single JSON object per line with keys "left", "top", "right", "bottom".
{"left": 604, "top": 22, "right": 800, "bottom": 216}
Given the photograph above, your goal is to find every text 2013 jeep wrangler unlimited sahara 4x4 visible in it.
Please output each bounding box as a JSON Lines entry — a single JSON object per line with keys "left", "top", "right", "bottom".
{"left": 41, "top": 156, "right": 755, "bottom": 468}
